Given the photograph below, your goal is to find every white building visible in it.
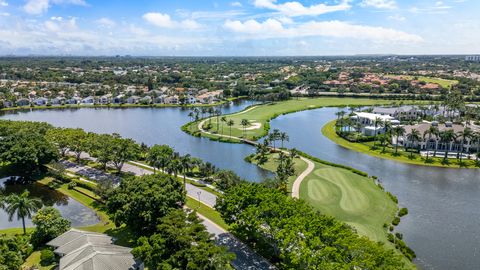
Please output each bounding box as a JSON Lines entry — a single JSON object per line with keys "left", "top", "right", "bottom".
{"left": 351, "top": 112, "right": 397, "bottom": 136}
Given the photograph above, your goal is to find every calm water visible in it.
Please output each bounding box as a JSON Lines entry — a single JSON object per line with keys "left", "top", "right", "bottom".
{"left": 0, "top": 177, "right": 100, "bottom": 228}
{"left": 1, "top": 102, "right": 479, "bottom": 269}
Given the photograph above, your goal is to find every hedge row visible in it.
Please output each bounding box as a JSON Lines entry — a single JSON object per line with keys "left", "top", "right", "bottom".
{"left": 296, "top": 150, "right": 369, "bottom": 177}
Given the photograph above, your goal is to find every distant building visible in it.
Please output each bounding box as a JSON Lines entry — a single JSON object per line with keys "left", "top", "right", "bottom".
{"left": 465, "top": 55, "right": 480, "bottom": 62}
{"left": 351, "top": 112, "right": 397, "bottom": 136}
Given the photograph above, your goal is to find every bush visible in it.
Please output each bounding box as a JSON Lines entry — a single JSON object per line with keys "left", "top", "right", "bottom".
{"left": 40, "top": 249, "right": 55, "bottom": 266}
{"left": 398, "top": 207, "right": 409, "bottom": 217}
{"left": 67, "top": 181, "right": 77, "bottom": 189}
{"left": 392, "top": 216, "right": 401, "bottom": 226}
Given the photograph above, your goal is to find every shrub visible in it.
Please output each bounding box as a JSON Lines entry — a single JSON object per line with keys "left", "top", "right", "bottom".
{"left": 40, "top": 249, "right": 55, "bottom": 266}
{"left": 392, "top": 216, "right": 401, "bottom": 226}
{"left": 67, "top": 181, "right": 77, "bottom": 189}
{"left": 398, "top": 207, "right": 409, "bottom": 217}
{"left": 395, "top": 232, "right": 403, "bottom": 240}
{"left": 387, "top": 192, "right": 398, "bottom": 203}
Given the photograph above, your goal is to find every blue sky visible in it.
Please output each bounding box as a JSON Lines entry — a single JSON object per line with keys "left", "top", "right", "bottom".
{"left": 0, "top": 0, "right": 478, "bottom": 56}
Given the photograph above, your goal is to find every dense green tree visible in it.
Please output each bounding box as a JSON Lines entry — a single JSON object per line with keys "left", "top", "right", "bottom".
{"left": 0, "top": 234, "right": 32, "bottom": 270}
{"left": 213, "top": 170, "right": 243, "bottom": 190}
{"left": 147, "top": 144, "right": 174, "bottom": 172}
{"left": 216, "top": 183, "right": 408, "bottom": 269}
{"left": 109, "top": 135, "right": 141, "bottom": 173}
{"left": 133, "top": 209, "right": 234, "bottom": 270}
{"left": 106, "top": 174, "right": 185, "bottom": 234}
{"left": 31, "top": 207, "right": 71, "bottom": 247}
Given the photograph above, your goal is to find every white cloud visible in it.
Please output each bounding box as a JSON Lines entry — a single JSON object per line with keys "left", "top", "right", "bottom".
{"left": 230, "top": 1, "right": 242, "bottom": 7}
{"left": 23, "top": 0, "right": 87, "bottom": 15}
{"left": 50, "top": 16, "right": 63, "bottom": 21}
{"left": 0, "top": 1, "right": 8, "bottom": 7}
{"left": 143, "top": 12, "right": 201, "bottom": 29}
{"left": 360, "top": 0, "right": 397, "bottom": 9}
{"left": 253, "top": 0, "right": 352, "bottom": 17}
{"left": 96, "top": 17, "right": 116, "bottom": 28}
{"left": 224, "top": 19, "right": 423, "bottom": 43}
{"left": 388, "top": 14, "right": 405, "bottom": 21}
{"left": 0, "top": 12, "right": 9, "bottom": 16}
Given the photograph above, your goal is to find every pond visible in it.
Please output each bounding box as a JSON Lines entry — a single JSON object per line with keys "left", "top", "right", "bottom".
{"left": 1, "top": 101, "right": 479, "bottom": 269}
{"left": 0, "top": 177, "right": 100, "bottom": 229}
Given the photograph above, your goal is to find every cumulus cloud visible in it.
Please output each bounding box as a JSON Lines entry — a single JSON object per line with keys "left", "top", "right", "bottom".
{"left": 230, "top": 1, "right": 242, "bottom": 7}
{"left": 0, "top": 1, "right": 8, "bottom": 7}
{"left": 96, "top": 17, "right": 116, "bottom": 28}
{"left": 253, "top": 0, "right": 352, "bottom": 17}
{"left": 360, "top": 0, "right": 397, "bottom": 9}
{"left": 224, "top": 19, "right": 423, "bottom": 43}
{"left": 143, "top": 12, "right": 201, "bottom": 29}
{"left": 24, "top": 0, "right": 87, "bottom": 15}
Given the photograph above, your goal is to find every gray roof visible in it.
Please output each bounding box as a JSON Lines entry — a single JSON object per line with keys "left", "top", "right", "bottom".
{"left": 47, "top": 229, "right": 141, "bottom": 270}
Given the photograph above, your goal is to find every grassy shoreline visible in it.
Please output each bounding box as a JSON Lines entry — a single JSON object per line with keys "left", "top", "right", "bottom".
{"left": 322, "top": 120, "right": 480, "bottom": 169}
{"left": 182, "top": 97, "right": 404, "bottom": 142}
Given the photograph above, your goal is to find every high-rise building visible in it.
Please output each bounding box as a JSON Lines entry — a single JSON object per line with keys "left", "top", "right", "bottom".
{"left": 465, "top": 55, "right": 480, "bottom": 61}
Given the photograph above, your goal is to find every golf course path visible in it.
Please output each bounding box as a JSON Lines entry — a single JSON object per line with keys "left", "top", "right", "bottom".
{"left": 291, "top": 156, "right": 314, "bottom": 199}
{"left": 197, "top": 105, "right": 258, "bottom": 137}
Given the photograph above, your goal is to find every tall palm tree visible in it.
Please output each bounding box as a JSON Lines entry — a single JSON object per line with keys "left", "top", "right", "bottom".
{"left": 180, "top": 154, "right": 194, "bottom": 192}
{"left": 457, "top": 127, "right": 473, "bottom": 163}
{"left": 227, "top": 119, "right": 235, "bottom": 138}
{"left": 215, "top": 109, "right": 222, "bottom": 132}
{"left": 279, "top": 132, "right": 289, "bottom": 149}
{"left": 472, "top": 132, "right": 480, "bottom": 163}
{"left": 373, "top": 117, "right": 382, "bottom": 146}
{"left": 220, "top": 116, "right": 227, "bottom": 135}
{"left": 241, "top": 119, "right": 249, "bottom": 138}
{"left": 4, "top": 190, "right": 42, "bottom": 234}
{"left": 406, "top": 129, "right": 421, "bottom": 157}
{"left": 439, "top": 130, "right": 456, "bottom": 161}
{"left": 423, "top": 126, "right": 439, "bottom": 160}
{"left": 393, "top": 126, "right": 406, "bottom": 154}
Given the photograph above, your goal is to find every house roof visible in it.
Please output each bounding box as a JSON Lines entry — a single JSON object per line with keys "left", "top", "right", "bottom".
{"left": 47, "top": 229, "right": 140, "bottom": 270}
{"left": 355, "top": 112, "right": 394, "bottom": 122}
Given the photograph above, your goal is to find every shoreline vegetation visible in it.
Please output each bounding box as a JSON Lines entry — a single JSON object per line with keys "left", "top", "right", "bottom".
{"left": 0, "top": 96, "right": 246, "bottom": 113}
{"left": 322, "top": 120, "right": 480, "bottom": 169}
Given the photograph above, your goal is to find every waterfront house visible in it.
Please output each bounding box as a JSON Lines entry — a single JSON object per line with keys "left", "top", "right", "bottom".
{"left": 65, "top": 97, "right": 81, "bottom": 105}
{"left": 33, "top": 97, "right": 49, "bottom": 106}
{"left": 99, "top": 94, "right": 112, "bottom": 104}
{"left": 16, "top": 98, "right": 30, "bottom": 106}
{"left": 395, "top": 122, "right": 480, "bottom": 155}
{"left": 113, "top": 94, "right": 125, "bottom": 104}
{"left": 351, "top": 112, "right": 396, "bottom": 136}
{"left": 164, "top": 95, "right": 179, "bottom": 104}
{"left": 51, "top": 96, "right": 65, "bottom": 106}
{"left": 82, "top": 96, "right": 95, "bottom": 105}
{"left": 126, "top": 95, "right": 141, "bottom": 104}
{"left": 139, "top": 95, "right": 152, "bottom": 104}
{"left": 47, "top": 229, "right": 144, "bottom": 270}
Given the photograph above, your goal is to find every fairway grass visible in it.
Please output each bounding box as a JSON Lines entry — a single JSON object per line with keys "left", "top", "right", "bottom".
{"left": 254, "top": 153, "right": 396, "bottom": 243}
{"left": 184, "top": 97, "right": 400, "bottom": 141}
{"left": 322, "top": 120, "right": 480, "bottom": 169}
{"left": 385, "top": 75, "right": 458, "bottom": 88}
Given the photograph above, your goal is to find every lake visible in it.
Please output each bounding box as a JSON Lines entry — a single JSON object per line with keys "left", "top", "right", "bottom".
{"left": 0, "top": 177, "right": 100, "bottom": 228}
{"left": 1, "top": 101, "right": 479, "bottom": 269}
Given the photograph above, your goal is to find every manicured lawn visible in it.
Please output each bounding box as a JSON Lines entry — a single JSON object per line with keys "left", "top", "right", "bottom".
{"left": 185, "top": 97, "right": 400, "bottom": 141}
{"left": 186, "top": 197, "right": 229, "bottom": 230}
{"left": 22, "top": 248, "right": 56, "bottom": 270}
{"left": 0, "top": 227, "right": 34, "bottom": 235}
{"left": 384, "top": 75, "right": 458, "bottom": 88}
{"left": 322, "top": 120, "right": 479, "bottom": 169}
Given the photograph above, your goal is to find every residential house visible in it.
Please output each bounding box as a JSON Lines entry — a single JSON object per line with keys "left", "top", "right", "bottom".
{"left": 113, "top": 94, "right": 125, "bottom": 104}
{"left": 33, "top": 97, "right": 49, "bottom": 106}
{"left": 65, "top": 97, "right": 81, "bottom": 105}
{"left": 126, "top": 95, "right": 141, "bottom": 104}
{"left": 99, "top": 94, "right": 112, "bottom": 104}
{"left": 139, "top": 95, "right": 152, "bottom": 104}
{"left": 51, "top": 96, "right": 65, "bottom": 106}
{"left": 351, "top": 112, "right": 397, "bottom": 136}
{"left": 164, "top": 95, "right": 178, "bottom": 104}
{"left": 82, "top": 96, "right": 95, "bottom": 105}
{"left": 47, "top": 229, "right": 143, "bottom": 270}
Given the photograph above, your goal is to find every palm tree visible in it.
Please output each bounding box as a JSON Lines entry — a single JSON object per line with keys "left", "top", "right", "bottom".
{"left": 406, "top": 129, "right": 421, "bottom": 157}
{"left": 270, "top": 129, "right": 281, "bottom": 150}
{"left": 241, "top": 119, "right": 249, "bottom": 138}
{"left": 393, "top": 126, "right": 406, "bottom": 154}
{"left": 457, "top": 127, "right": 473, "bottom": 163}
{"left": 373, "top": 117, "right": 382, "bottom": 146}
{"left": 215, "top": 109, "right": 222, "bottom": 132}
{"left": 472, "top": 132, "right": 480, "bottom": 163}
{"left": 439, "top": 130, "right": 456, "bottom": 162}
{"left": 227, "top": 119, "right": 235, "bottom": 138}
{"left": 4, "top": 190, "right": 42, "bottom": 234}
{"left": 279, "top": 132, "right": 289, "bottom": 149}
{"left": 180, "top": 154, "right": 194, "bottom": 192}
{"left": 423, "top": 126, "right": 439, "bottom": 160}
{"left": 220, "top": 116, "right": 227, "bottom": 135}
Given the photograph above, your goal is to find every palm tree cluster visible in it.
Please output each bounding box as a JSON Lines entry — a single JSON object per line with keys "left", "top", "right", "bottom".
{"left": 267, "top": 129, "right": 289, "bottom": 150}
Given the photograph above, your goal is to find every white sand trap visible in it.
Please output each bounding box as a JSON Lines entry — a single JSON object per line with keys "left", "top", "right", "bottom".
{"left": 245, "top": 122, "right": 262, "bottom": 130}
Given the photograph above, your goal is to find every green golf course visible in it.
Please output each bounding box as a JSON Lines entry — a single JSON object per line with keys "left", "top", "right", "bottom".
{"left": 183, "top": 97, "right": 400, "bottom": 141}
